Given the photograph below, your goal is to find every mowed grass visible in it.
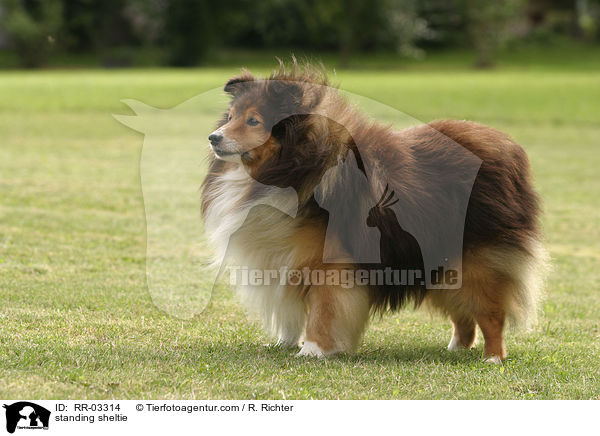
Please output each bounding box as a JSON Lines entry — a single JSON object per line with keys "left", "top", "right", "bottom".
{"left": 1, "top": 57, "right": 599, "bottom": 399}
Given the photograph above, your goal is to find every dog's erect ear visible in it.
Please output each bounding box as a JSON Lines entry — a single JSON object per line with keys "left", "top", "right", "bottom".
{"left": 267, "top": 80, "right": 303, "bottom": 106}
{"left": 224, "top": 71, "right": 255, "bottom": 96}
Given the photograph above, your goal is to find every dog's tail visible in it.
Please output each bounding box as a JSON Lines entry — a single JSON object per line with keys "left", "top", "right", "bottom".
{"left": 489, "top": 238, "right": 550, "bottom": 329}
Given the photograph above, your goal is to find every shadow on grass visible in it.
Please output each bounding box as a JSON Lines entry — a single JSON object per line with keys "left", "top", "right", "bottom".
{"left": 333, "top": 346, "right": 483, "bottom": 366}
{"left": 195, "top": 341, "right": 484, "bottom": 366}
{"left": 32, "top": 338, "right": 484, "bottom": 377}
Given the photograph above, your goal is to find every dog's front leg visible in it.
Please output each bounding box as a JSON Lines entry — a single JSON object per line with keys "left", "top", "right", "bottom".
{"left": 297, "top": 283, "right": 370, "bottom": 357}
{"left": 274, "top": 294, "right": 306, "bottom": 348}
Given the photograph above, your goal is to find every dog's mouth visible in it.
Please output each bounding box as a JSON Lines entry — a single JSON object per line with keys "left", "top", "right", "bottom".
{"left": 213, "top": 148, "right": 237, "bottom": 157}
{"left": 211, "top": 144, "right": 254, "bottom": 163}
{"left": 211, "top": 144, "right": 240, "bottom": 160}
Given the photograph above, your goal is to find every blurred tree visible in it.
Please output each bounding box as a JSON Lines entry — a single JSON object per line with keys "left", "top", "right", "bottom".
{"left": 61, "top": 0, "right": 142, "bottom": 66}
{"left": 123, "top": 0, "right": 164, "bottom": 46}
{"left": 61, "top": 0, "right": 96, "bottom": 52}
{"left": 0, "top": 0, "right": 62, "bottom": 67}
{"left": 386, "top": 0, "right": 433, "bottom": 59}
{"left": 462, "top": 0, "right": 524, "bottom": 68}
{"left": 1, "top": 0, "right": 594, "bottom": 69}
{"left": 576, "top": 0, "right": 600, "bottom": 40}
{"left": 219, "top": 0, "right": 431, "bottom": 66}
{"left": 336, "top": 0, "right": 431, "bottom": 66}
{"left": 163, "top": 0, "right": 219, "bottom": 66}
{"left": 338, "top": 0, "right": 370, "bottom": 66}
{"left": 219, "top": 0, "right": 340, "bottom": 50}
{"left": 415, "top": 0, "right": 465, "bottom": 48}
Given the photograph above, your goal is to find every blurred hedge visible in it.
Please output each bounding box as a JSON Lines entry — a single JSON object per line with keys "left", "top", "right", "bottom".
{"left": 0, "top": 0, "right": 598, "bottom": 68}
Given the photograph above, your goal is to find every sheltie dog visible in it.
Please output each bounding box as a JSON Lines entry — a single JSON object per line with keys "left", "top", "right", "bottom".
{"left": 201, "top": 62, "right": 548, "bottom": 363}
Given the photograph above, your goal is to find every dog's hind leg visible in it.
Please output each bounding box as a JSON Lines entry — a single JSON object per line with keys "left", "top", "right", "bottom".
{"left": 424, "top": 290, "right": 478, "bottom": 352}
{"left": 297, "top": 284, "right": 370, "bottom": 357}
{"left": 448, "top": 314, "right": 477, "bottom": 351}
{"left": 476, "top": 310, "right": 506, "bottom": 363}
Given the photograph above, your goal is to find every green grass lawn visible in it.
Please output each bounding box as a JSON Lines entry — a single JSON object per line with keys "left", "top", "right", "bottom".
{"left": 1, "top": 53, "right": 599, "bottom": 399}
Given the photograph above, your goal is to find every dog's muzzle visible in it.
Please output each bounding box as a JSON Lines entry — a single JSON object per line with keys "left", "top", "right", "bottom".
{"left": 208, "top": 132, "right": 242, "bottom": 161}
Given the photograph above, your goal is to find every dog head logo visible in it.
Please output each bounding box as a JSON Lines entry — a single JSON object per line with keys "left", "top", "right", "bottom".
{"left": 3, "top": 402, "right": 50, "bottom": 434}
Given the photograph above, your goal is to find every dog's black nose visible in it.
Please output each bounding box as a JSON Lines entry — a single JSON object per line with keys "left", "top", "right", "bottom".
{"left": 208, "top": 133, "right": 223, "bottom": 145}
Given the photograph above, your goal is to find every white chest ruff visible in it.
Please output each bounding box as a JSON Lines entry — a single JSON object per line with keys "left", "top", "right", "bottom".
{"left": 203, "top": 166, "right": 305, "bottom": 338}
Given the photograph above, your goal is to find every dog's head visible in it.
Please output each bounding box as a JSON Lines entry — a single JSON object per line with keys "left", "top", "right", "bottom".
{"left": 211, "top": 66, "right": 345, "bottom": 165}
{"left": 208, "top": 66, "right": 358, "bottom": 195}
{"left": 209, "top": 72, "right": 269, "bottom": 163}
{"left": 209, "top": 70, "right": 315, "bottom": 165}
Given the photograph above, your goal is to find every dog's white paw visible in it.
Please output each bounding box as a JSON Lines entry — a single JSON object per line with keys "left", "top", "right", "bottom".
{"left": 276, "top": 337, "right": 300, "bottom": 348}
{"left": 296, "top": 341, "right": 325, "bottom": 358}
{"left": 447, "top": 334, "right": 464, "bottom": 351}
{"left": 483, "top": 355, "right": 503, "bottom": 365}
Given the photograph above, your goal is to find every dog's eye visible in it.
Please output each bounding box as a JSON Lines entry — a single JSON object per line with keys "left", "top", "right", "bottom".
{"left": 227, "top": 113, "right": 232, "bottom": 121}
{"left": 246, "top": 117, "right": 260, "bottom": 126}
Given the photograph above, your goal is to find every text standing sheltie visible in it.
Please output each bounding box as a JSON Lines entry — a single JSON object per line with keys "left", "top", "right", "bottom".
{"left": 201, "top": 62, "right": 548, "bottom": 363}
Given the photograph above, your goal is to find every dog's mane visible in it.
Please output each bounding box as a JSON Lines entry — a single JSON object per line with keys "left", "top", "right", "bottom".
{"left": 268, "top": 58, "right": 331, "bottom": 87}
